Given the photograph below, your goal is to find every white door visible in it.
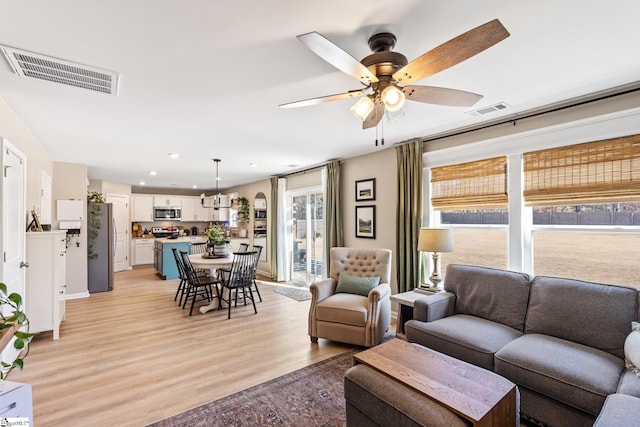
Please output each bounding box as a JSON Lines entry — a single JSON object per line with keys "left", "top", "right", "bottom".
{"left": 107, "top": 194, "right": 129, "bottom": 272}
{"left": 1, "top": 140, "right": 26, "bottom": 367}
{"left": 1, "top": 140, "right": 26, "bottom": 297}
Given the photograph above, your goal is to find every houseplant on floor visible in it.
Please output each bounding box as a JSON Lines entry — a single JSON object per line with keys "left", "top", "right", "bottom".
{"left": 205, "top": 224, "right": 230, "bottom": 256}
{"left": 0, "top": 282, "right": 36, "bottom": 379}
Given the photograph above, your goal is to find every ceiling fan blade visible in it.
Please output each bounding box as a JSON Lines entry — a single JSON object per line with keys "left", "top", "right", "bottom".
{"left": 279, "top": 89, "right": 364, "bottom": 109}
{"left": 402, "top": 85, "right": 483, "bottom": 107}
{"left": 298, "top": 32, "right": 379, "bottom": 85}
{"left": 363, "top": 102, "right": 384, "bottom": 129}
{"left": 393, "top": 19, "right": 510, "bottom": 84}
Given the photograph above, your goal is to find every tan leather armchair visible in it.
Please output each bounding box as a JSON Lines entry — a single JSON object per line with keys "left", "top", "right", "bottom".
{"left": 308, "top": 247, "right": 392, "bottom": 347}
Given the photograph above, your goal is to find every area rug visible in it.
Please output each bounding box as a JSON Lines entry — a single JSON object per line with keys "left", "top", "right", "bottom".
{"left": 272, "top": 286, "right": 312, "bottom": 301}
{"left": 147, "top": 348, "right": 360, "bottom": 427}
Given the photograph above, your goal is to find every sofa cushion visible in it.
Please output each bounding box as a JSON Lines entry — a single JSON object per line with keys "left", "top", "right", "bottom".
{"left": 495, "top": 334, "right": 624, "bottom": 416}
{"left": 335, "top": 272, "right": 380, "bottom": 296}
{"left": 316, "top": 293, "right": 368, "bottom": 326}
{"left": 443, "top": 264, "right": 531, "bottom": 331}
{"left": 617, "top": 369, "right": 640, "bottom": 398}
{"left": 405, "top": 314, "right": 522, "bottom": 371}
{"left": 525, "top": 276, "right": 638, "bottom": 359}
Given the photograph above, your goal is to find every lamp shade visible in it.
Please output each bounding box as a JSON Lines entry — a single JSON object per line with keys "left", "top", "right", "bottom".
{"left": 417, "top": 228, "right": 453, "bottom": 253}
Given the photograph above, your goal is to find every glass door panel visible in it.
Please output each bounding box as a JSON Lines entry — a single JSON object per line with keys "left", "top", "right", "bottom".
{"left": 290, "top": 189, "right": 324, "bottom": 286}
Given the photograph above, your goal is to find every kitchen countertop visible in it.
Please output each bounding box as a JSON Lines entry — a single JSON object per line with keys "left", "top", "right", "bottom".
{"left": 154, "top": 236, "right": 206, "bottom": 244}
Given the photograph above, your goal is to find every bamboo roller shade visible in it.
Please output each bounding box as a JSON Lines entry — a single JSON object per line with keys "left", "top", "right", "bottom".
{"left": 524, "top": 134, "right": 640, "bottom": 206}
{"left": 431, "top": 156, "right": 508, "bottom": 210}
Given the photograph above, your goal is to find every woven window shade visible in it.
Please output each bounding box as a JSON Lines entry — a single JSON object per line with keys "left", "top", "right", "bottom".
{"left": 523, "top": 134, "right": 640, "bottom": 206}
{"left": 431, "top": 156, "right": 508, "bottom": 210}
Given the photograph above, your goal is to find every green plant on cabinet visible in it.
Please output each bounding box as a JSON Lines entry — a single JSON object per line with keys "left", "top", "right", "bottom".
{"left": 0, "top": 282, "right": 36, "bottom": 380}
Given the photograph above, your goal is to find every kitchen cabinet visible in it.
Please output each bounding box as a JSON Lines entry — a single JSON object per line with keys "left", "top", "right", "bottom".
{"left": 133, "top": 238, "right": 154, "bottom": 265}
{"left": 207, "top": 195, "right": 229, "bottom": 221}
{"left": 25, "top": 231, "right": 66, "bottom": 340}
{"left": 153, "top": 196, "right": 182, "bottom": 207}
{"left": 153, "top": 239, "right": 190, "bottom": 280}
{"left": 131, "top": 194, "right": 154, "bottom": 222}
{"left": 181, "top": 197, "right": 209, "bottom": 222}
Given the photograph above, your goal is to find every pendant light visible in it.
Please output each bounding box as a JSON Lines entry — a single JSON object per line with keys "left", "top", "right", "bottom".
{"left": 200, "top": 158, "right": 225, "bottom": 209}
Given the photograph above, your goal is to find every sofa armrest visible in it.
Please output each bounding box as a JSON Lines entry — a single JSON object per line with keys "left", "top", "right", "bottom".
{"left": 309, "top": 278, "right": 335, "bottom": 303}
{"left": 413, "top": 291, "right": 455, "bottom": 322}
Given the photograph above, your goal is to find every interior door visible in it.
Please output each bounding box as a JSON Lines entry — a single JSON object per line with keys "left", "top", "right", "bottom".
{"left": 106, "top": 194, "right": 129, "bottom": 272}
{"left": 1, "top": 140, "right": 26, "bottom": 366}
{"left": 289, "top": 187, "right": 324, "bottom": 286}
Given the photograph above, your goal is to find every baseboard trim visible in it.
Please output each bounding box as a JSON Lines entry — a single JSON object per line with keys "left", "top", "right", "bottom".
{"left": 65, "top": 291, "right": 90, "bottom": 300}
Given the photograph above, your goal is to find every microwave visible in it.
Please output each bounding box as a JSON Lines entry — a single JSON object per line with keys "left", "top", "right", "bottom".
{"left": 154, "top": 207, "right": 181, "bottom": 221}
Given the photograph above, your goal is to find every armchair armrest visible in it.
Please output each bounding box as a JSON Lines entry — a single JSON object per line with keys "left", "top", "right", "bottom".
{"left": 413, "top": 292, "right": 455, "bottom": 322}
{"left": 368, "top": 282, "right": 390, "bottom": 303}
{"left": 309, "top": 278, "right": 335, "bottom": 303}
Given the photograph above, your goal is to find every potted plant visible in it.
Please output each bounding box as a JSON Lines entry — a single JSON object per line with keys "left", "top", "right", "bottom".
{"left": 87, "top": 191, "right": 105, "bottom": 259}
{"left": 0, "top": 282, "right": 36, "bottom": 379}
{"left": 204, "top": 224, "right": 230, "bottom": 256}
{"left": 237, "top": 197, "right": 250, "bottom": 223}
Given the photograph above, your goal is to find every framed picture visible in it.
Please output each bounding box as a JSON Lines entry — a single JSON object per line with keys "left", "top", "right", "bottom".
{"left": 355, "top": 178, "right": 376, "bottom": 201}
{"left": 355, "top": 205, "right": 376, "bottom": 239}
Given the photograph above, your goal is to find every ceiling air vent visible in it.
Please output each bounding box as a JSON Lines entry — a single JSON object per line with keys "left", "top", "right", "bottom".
{"left": 0, "top": 45, "right": 119, "bottom": 95}
{"left": 466, "top": 102, "right": 510, "bottom": 117}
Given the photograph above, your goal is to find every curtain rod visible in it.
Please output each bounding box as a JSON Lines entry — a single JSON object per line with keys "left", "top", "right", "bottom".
{"left": 276, "top": 160, "right": 340, "bottom": 179}
{"left": 419, "top": 82, "right": 640, "bottom": 145}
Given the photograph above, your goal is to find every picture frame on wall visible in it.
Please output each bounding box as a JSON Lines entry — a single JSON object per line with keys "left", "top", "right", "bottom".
{"left": 355, "top": 205, "right": 376, "bottom": 239}
{"left": 355, "top": 178, "right": 376, "bottom": 201}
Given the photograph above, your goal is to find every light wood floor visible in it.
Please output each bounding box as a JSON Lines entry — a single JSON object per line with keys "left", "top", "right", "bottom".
{"left": 8, "top": 266, "right": 354, "bottom": 426}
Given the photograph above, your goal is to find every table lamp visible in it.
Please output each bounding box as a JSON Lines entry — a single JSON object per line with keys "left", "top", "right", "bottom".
{"left": 417, "top": 227, "right": 453, "bottom": 291}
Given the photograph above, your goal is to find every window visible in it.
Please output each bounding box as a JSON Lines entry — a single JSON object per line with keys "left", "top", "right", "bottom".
{"left": 430, "top": 156, "right": 509, "bottom": 272}
{"left": 427, "top": 134, "right": 640, "bottom": 289}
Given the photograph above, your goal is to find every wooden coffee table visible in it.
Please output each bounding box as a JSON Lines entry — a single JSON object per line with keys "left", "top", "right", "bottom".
{"left": 354, "top": 339, "right": 518, "bottom": 427}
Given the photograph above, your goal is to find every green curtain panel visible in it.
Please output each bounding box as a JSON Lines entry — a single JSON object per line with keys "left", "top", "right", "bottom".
{"left": 395, "top": 140, "right": 423, "bottom": 293}
{"left": 324, "top": 161, "right": 343, "bottom": 277}
{"left": 270, "top": 176, "right": 279, "bottom": 280}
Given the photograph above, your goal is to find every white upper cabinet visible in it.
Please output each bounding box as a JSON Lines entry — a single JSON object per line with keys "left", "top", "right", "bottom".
{"left": 181, "top": 197, "right": 209, "bottom": 222}
{"left": 131, "top": 195, "right": 154, "bottom": 222}
{"left": 153, "top": 196, "right": 181, "bottom": 207}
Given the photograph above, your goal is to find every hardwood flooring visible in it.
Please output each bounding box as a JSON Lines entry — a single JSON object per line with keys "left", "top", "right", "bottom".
{"left": 8, "top": 266, "right": 353, "bottom": 426}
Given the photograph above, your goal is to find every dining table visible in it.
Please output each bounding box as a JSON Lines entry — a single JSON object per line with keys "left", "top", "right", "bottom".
{"left": 188, "top": 253, "right": 233, "bottom": 314}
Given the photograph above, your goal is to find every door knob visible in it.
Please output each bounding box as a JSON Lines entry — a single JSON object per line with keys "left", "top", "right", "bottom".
{"left": 20, "top": 261, "right": 29, "bottom": 268}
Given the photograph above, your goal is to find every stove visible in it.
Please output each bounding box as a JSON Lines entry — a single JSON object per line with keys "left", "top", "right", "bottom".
{"left": 152, "top": 227, "right": 178, "bottom": 238}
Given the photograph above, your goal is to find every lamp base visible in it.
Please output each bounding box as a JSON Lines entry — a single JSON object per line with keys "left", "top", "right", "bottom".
{"left": 415, "top": 283, "right": 440, "bottom": 295}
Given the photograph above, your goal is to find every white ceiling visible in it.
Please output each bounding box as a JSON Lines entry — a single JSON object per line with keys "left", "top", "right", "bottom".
{"left": 0, "top": 0, "right": 639, "bottom": 191}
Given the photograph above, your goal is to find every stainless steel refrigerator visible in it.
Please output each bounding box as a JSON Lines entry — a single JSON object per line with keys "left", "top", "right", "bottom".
{"left": 88, "top": 202, "right": 113, "bottom": 292}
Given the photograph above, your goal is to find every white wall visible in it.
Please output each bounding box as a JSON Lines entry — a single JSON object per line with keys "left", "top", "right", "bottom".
{"left": 53, "top": 162, "right": 89, "bottom": 297}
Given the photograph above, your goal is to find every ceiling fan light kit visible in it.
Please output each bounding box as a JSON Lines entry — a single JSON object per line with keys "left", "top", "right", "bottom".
{"left": 351, "top": 96, "right": 375, "bottom": 121}
{"left": 281, "top": 19, "right": 510, "bottom": 130}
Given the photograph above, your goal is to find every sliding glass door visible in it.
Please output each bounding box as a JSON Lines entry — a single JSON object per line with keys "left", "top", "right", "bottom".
{"left": 289, "top": 188, "right": 324, "bottom": 286}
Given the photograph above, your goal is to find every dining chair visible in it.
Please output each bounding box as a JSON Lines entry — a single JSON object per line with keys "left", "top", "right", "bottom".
{"left": 217, "top": 251, "right": 257, "bottom": 319}
{"left": 180, "top": 250, "right": 221, "bottom": 316}
{"left": 190, "top": 242, "right": 207, "bottom": 254}
{"left": 251, "top": 245, "right": 263, "bottom": 302}
{"left": 238, "top": 242, "right": 249, "bottom": 252}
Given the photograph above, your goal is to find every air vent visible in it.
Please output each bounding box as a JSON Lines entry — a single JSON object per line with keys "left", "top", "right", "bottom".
{"left": 0, "top": 45, "right": 119, "bottom": 95}
{"left": 466, "top": 102, "right": 510, "bottom": 117}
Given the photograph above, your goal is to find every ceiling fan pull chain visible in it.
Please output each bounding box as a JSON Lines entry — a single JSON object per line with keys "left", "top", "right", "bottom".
{"left": 381, "top": 118, "right": 385, "bottom": 146}
{"left": 375, "top": 123, "right": 379, "bottom": 146}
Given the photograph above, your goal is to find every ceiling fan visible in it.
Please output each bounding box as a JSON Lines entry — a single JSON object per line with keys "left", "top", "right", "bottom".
{"left": 280, "top": 19, "right": 510, "bottom": 129}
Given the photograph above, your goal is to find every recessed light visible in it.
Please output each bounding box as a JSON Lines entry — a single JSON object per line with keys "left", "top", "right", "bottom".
{"left": 139, "top": 181, "right": 145, "bottom": 185}
{"left": 149, "top": 171, "right": 157, "bottom": 176}
{"left": 169, "top": 153, "right": 180, "bottom": 159}
{"left": 249, "top": 162, "right": 257, "bottom": 167}
{"left": 192, "top": 185, "right": 198, "bottom": 189}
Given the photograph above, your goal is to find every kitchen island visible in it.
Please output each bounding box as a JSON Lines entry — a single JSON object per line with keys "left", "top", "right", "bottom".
{"left": 153, "top": 236, "right": 206, "bottom": 279}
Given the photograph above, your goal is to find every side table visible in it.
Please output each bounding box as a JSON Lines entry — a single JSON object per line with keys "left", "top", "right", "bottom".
{"left": 390, "top": 289, "right": 439, "bottom": 339}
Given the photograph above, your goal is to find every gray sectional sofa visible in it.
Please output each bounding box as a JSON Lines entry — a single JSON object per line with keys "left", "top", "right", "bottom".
{"left": 403, "top": 264, "right": 640, "bottom": 427}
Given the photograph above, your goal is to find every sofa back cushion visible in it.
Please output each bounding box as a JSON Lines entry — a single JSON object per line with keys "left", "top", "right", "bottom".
{"left": 525, "top": 276, "right": 638, "bottom": 359}
{"left": 444, "top": 264, "right": 531, "bottom": 331}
